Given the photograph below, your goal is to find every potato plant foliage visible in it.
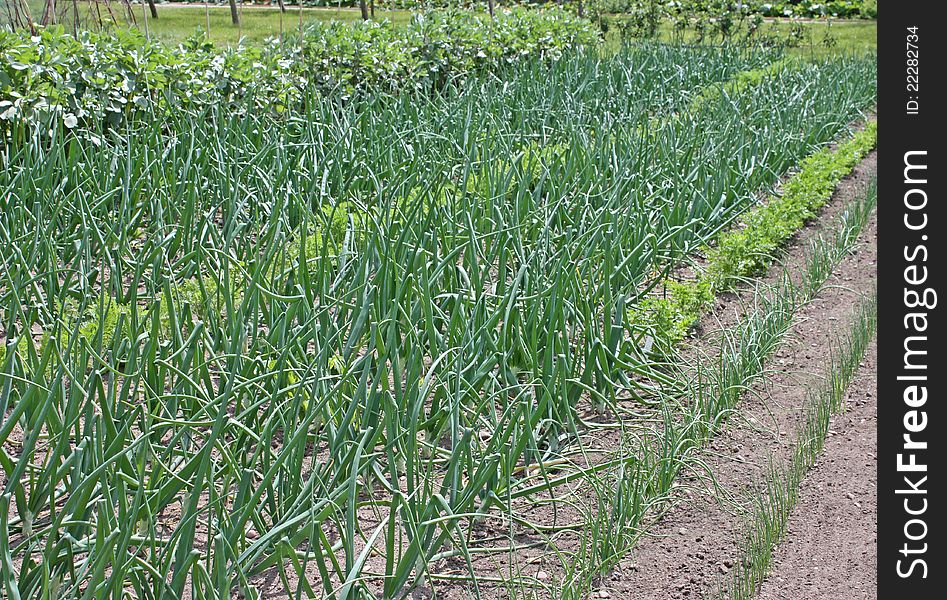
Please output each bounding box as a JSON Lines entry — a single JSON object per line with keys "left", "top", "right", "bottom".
{"left": 0, "top": 8, "right": 597, "bottom": 134}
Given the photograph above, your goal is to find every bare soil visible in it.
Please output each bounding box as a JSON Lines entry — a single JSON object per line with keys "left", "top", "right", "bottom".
{"left": 755, "top": 341, "right": 877, "bottom": 600}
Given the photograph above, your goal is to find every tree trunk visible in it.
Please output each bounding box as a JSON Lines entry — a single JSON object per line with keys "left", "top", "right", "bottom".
{"left": 10, "top": 0, "right": 36, "bottom": 35}
{"left": 359, "top": 0, "right": 369, "bottom": 21}
{"left": 41, "top": 0, "right": 54, "bottom": 25}
{"left": 370, "top": 0, "right": 375, "bottom": 19}
{"left": 488, "top": 0, "right": 495, "bottom": 18}
{"left": 277, "top": 0, "right": 286, "bottom": 13}
{"left": 229, "top": 0, "right": 240, "bottom": 25}
{"left": 147, "top": 0, "right": 158, "bottom": 18}
{"left": 578, "top": 0, "right": 584, "bottom": 18}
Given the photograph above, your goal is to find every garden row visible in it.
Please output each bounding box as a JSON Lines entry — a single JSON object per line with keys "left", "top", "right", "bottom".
{"left": 164, "top": 1, "right": 878, "bottom": 20}
{"left": 0, "top": 44, "right": 875, "bottom": 600}
{"left": 0, "top": 7, "right": 596, "bottom": 132}
{"left": 610, "top": 173, "right": 878, "bottom": 599}
{"left": 635, "top": 120, "right": 876, "bottom": 351}
{"left": 598, "top": 0, "right": 876, "bottom": 19}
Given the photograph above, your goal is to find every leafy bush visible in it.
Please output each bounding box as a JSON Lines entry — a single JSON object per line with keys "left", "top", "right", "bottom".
{"left": 632, "top": 279, "right": 714, "bottom": 350}
{"left": 595, "top": 0, "right": 876, "bottom": 19}
{"left": 0, "top": 27, "right": 303, "bottom": 132}
{"left": 294, "top": 8, "right": 598, "bottom": 94}
{"left": 0, "top": 8, "right": 597, "bottom": 133}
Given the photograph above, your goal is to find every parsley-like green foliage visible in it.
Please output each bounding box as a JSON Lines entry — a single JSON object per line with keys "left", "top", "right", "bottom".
{"left": 634, "top": 120, "right": 876, "bottom": 350}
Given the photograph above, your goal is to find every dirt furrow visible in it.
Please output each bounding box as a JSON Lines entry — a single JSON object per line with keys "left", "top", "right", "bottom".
{"left": 754, "top": 341, "right": 877, "bottom": 600}
{"left": 603, "top": 153, "right": 877, "bottom": 599}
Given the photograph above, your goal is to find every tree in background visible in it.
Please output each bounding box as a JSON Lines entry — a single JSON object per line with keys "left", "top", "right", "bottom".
{"left": 40, "top": 0, "right": 53, "bottom": 22}
{"left": 228, "top": 0, "right": 239, "bottom": 25}
{"left": 1, "top": 0, "right": 37, "bottom": 33}
{"left": 359, "top": 0, "right": 368, "bottom": 20}
{"left": 1, "top": 0, "right": 136, "bottom": 32}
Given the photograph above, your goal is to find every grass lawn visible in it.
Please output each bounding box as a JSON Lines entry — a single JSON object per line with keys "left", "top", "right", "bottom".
{"left": 752, "top": 19, "right": 877, "bottom": 57}
{"left": 604, "top": 18, "right": 876, "bottom": 57}
{"left": 127, "top": 5, "right": 411, "bottom": 46}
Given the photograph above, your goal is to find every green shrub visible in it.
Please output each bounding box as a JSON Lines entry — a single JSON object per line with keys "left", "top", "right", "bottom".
{"left": 0, "top": 8, "right": 598, "bottom": 134}
{"left": 296, "top": 9, "right": 598, "bottom": 94}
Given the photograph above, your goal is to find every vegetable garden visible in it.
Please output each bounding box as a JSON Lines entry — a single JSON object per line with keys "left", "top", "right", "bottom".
{"left": 1, "top": 5, "right": 878, "bottom": 600}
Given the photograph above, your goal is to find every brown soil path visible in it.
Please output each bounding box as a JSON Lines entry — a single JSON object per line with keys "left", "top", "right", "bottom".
{"left": 602, "top": 153, "right": 877, "bottom": 599}
{"left": 754, "top": 342, "right": 877, "bottom": 600}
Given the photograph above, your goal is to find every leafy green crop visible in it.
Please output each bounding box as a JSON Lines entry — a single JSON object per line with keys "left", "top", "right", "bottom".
{"left": 296, "top": 8, "right": 599, "bottom": 94}
{"left": 633, "top": 279, "right": 714, "bottom": 350}
{"left": 1, "top": 8, "right": 597, "bottom": 135}
{"left": 634, "top": 119, "right": 876, "bottom": 352}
